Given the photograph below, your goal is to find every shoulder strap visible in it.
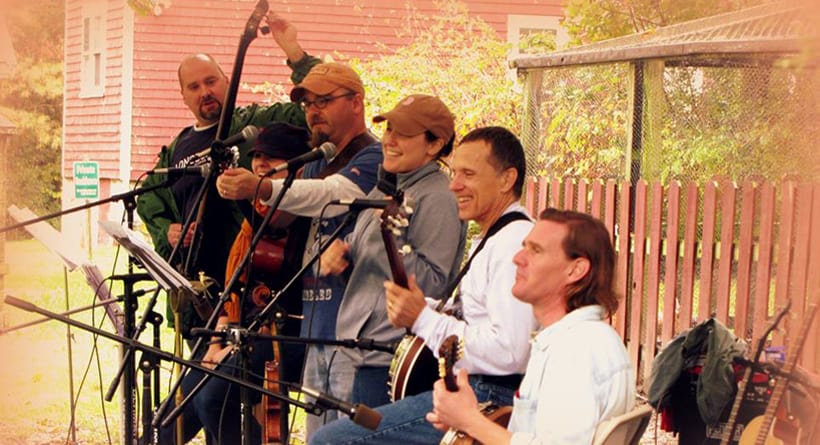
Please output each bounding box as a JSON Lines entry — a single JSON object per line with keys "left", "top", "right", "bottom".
{"left": 316, "top": 131, "right": 378, "bottom": 179}
{"left": 437, "top": 211, "right": 529, "bottom": 311}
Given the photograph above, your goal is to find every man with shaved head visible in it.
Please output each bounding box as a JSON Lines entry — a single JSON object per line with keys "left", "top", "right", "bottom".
{"left": 137, "top": 13, "right": 320, "bottom": 343}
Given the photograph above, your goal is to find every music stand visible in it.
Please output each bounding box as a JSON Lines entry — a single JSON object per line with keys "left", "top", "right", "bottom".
{"left": 99, "top": 220, "right": 196, "bottom": 442}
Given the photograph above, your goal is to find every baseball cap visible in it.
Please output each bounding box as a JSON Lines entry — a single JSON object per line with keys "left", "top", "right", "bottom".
{"left": 373, "top": 94, "right": 455, "bottom": 141}
{"left": 290, "top": 62, "right": 365, "bottom": 102}
{"left": 248, "top": 122, "right": 311, "bottom": 159}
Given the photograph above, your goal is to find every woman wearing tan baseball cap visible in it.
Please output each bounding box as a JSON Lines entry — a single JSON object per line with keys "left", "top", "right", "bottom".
{"left": 373, "top": 94, "right": 456, "bottom": 174}
{"left": 325, "top": 93, "right": 465, "bottom": 418}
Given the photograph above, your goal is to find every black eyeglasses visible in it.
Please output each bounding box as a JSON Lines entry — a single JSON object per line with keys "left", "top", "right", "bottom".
{"left": 300, "top": 92, "right": 355, "bottom": 111}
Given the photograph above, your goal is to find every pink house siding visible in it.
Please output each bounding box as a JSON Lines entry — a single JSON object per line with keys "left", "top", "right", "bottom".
{"left": 64, "top": 0, "right": 564, "bottom": 199}
{"left": 64, "top": 0, "right": 126, "bottom": 180}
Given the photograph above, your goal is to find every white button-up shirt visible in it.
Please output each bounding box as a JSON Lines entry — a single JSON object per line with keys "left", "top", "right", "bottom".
{"left": 509, "top": 305, "right": 635, "bottom": 444}
{"left": 412, "top": 203, "right": 538, "bottom": 375}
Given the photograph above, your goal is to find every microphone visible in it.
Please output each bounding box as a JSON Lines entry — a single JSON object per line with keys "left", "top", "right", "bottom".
{"left": 214, "top": 125, "right": 259, "bottom": 148}
{"left": 148, "top": 164, "right": 211, "bottom": 177}
{"left": 288, "top": 383, "right": 382, "bottom": 430}
{"left": 264, "top": 142, "right": 337, "bottom": 177}
{"left": 329, "top": 198, "right": 394, "bottom": 211}
{"left": 344, "top": 338, "right": 397, "bottom": 353}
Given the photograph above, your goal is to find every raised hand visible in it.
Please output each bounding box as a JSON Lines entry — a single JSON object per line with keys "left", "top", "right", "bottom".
{"left": 266, "top": 12, "right": 306, "bottom": 63}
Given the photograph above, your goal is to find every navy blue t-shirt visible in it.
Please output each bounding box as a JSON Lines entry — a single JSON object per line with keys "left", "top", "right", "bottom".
{"left": 168, "top": 124, "right": 240, "bottom": 284}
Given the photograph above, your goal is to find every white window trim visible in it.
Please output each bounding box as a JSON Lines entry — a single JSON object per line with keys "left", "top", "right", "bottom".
{"left": 79, "top": 1, "right": 106, "bottom": 98}
{"left": 507, "top": 14, "right": 569, "bottom": 60}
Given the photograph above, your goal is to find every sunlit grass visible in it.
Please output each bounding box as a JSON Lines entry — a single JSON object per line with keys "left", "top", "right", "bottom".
{"left": 0, "top": 239, "right": 306, "bottom": 444}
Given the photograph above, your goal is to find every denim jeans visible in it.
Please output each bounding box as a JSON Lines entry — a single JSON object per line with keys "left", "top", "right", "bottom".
{"left": 303, "top": 345, "right": 356, "bottom": 441}
{"left": 156, "top": 340, "right": 272, "bottom": 445}
{"left": 351, "top": 366, "right": 391, "bottom": 408}
{"left": 310, "top": 375, "right": 517, "bottom": 445}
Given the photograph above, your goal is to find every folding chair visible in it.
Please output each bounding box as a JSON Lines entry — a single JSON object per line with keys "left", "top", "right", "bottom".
{"left": 592, "top": 404, "right": 653, "bottom": 445}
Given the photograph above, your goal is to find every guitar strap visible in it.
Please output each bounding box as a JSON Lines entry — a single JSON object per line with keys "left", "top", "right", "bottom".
{"left": 316, "top": 131, "right": 379, "bottom": 179}
{"left": 299, "top": 131, "right": 380, "bottom": 270}
{"left": 435, "top": 211, "right": 530, "bottom": 314}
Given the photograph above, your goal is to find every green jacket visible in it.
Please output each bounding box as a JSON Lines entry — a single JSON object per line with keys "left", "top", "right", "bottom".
{"left": 648, "top": 317, "right": 747, "bottom": 425}
{"left": 136, "top": 55, "right": 320, "bottom": 261}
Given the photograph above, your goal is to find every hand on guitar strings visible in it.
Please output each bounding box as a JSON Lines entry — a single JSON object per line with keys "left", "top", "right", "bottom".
{"left": 319, "top": 239, "right": 351, "bottom": 276}
{"left": 384, "top": 274, "right": 427, "bottom": 329}
{"left": 427, "top": 369, "right": 481, "bottom": 432}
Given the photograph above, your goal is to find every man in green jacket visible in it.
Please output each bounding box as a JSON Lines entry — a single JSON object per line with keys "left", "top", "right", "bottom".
{"left": 136, "top": 12, "right": 320, "bottom": 340}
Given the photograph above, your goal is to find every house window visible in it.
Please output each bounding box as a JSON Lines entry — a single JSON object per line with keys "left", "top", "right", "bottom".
{"left": 507, "top": 15, "right": 569, "bottom": 59}
{"left": 80, "top": 2, "right": 106, "bottom": 98}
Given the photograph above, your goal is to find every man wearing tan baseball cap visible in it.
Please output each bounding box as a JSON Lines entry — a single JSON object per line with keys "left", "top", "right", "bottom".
{"left": 217, "top": 43, "right": 385, "bottom": 440}
{"left": 290, "top": 62, "right": 366, "bottom": 103}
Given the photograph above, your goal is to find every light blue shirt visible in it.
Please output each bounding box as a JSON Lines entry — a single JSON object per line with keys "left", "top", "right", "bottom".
{"left": 509, "top": 305, "right": 635, "bottom": 444}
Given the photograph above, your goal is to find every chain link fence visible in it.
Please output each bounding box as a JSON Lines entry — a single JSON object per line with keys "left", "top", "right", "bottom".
{"left": 519, "top": 55, "right": 820, "bottom": 184}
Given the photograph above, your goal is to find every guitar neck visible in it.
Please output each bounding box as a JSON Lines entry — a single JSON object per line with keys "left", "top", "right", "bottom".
{"left": 381, "top": 230, "right": 408, "bottom": 287}
{"left": 753, "top": 303, "right": 818, "bottom": 445}
{"left": 721, "top": 303, "right": 791, "bottom": 445}
{"left": 721, "top": 366, "right": 753, "bottom": 445}
{"left": 443, "top": 369, "right": 458, "bottom": 392}
{"left": 439, "top": 335, "right": 461, "bottom": 392}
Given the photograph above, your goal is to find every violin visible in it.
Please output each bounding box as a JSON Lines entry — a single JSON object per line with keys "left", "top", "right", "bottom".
{"left": 261, "top": 298, "right": 285, "bottom": 443}
{"left": 251, "top": 235, "right": 286, "bottom": 280}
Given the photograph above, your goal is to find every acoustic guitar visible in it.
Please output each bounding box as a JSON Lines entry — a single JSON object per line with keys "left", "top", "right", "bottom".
{"left": 437, "top": 335, "right": 513, "bottom": 445}
{"left": 738, "top": 302, "right": 818, "bottom": 445}
{"left": 720, "top": 302, "right": 791, "bottom": 445}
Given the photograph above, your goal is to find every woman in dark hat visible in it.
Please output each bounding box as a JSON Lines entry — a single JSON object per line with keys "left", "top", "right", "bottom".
{"left": 158, "top": 122, "right": 312, "bottom": 445}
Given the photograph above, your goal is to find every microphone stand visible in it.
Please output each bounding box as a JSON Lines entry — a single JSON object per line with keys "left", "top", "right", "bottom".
{"left": 0, "top": 292, "right": 147, "bottom": 335}
{"left": 0, "top": 181, "right": 170, "bottom": 234}
{"left": 0, "top": 180, "right": 174, "bottom": 445}
{"left": 105, "top": 138, "right": 240, "bottom": 442}
{"left": 3, "top": 294, "right": 320, "bottom": 413}
{"left": 181, "top": 142, "right": 225, "bottom": 278}
{"left": 104, "top": 169, "right": 209, "bottom": 404}
{"left": 191, "top": 328, "right": 398, "bottom": 354}
{"left": 153, "top": 166, "right": 299, "bottom": 441}
{"left": 157, "top": 167, "right": 362, "bottom": 444}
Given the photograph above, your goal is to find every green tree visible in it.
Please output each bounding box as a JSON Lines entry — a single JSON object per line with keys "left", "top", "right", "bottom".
{"left": 0, "top": 0, "right": 64, "bottom": 229}
{"left": 563, "top": 0, "right": 767, "bottom": 46}
{"left": 353, "top": 0, "right": 520, "bottom": 139}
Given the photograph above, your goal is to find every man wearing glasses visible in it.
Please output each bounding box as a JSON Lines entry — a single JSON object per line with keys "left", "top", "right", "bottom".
{"left": 218, "top": 56, "right": 384, "bottom": 438}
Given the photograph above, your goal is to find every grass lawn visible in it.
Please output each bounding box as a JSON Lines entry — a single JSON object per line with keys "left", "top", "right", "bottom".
{"left": 0, "top": 239, "right": 305, "bottom": 444}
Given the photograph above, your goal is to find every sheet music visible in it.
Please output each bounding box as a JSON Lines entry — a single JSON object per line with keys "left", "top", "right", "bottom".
{"left": 98, "top": 220, "right": 194, "bottom": 294}
{"left": 7, "top": 205, "right": 82, "bottom": 270}
{"left": 7, "top": 205, "right": 125, "bottom": 334}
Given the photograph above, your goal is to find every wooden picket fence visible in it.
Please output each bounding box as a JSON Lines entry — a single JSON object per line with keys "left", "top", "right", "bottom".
{"left": 523, "top": 177, "right": 820, "bottom": 385}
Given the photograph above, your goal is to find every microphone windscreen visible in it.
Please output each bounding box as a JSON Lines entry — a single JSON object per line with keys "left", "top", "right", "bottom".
{"left": 319, "top": 141, "right": 337, "bottom": 159}
{"left": 352, "top": 404, "right": 382, "bottom": 430}
{"left": 243, "top": 125, "right": 259, "bottom": 143}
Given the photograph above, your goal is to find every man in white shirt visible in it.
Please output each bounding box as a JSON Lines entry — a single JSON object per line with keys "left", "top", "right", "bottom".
{"left": 428, "top": 208, "right": 636, "bottom": 444}
{"left": 311, "top": 126, "right": 538, "bottom": 444}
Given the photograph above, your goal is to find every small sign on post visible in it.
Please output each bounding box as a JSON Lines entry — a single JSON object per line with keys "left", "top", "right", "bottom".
{"left": 73, "top": 161, "right": 99, "bottom": 200}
